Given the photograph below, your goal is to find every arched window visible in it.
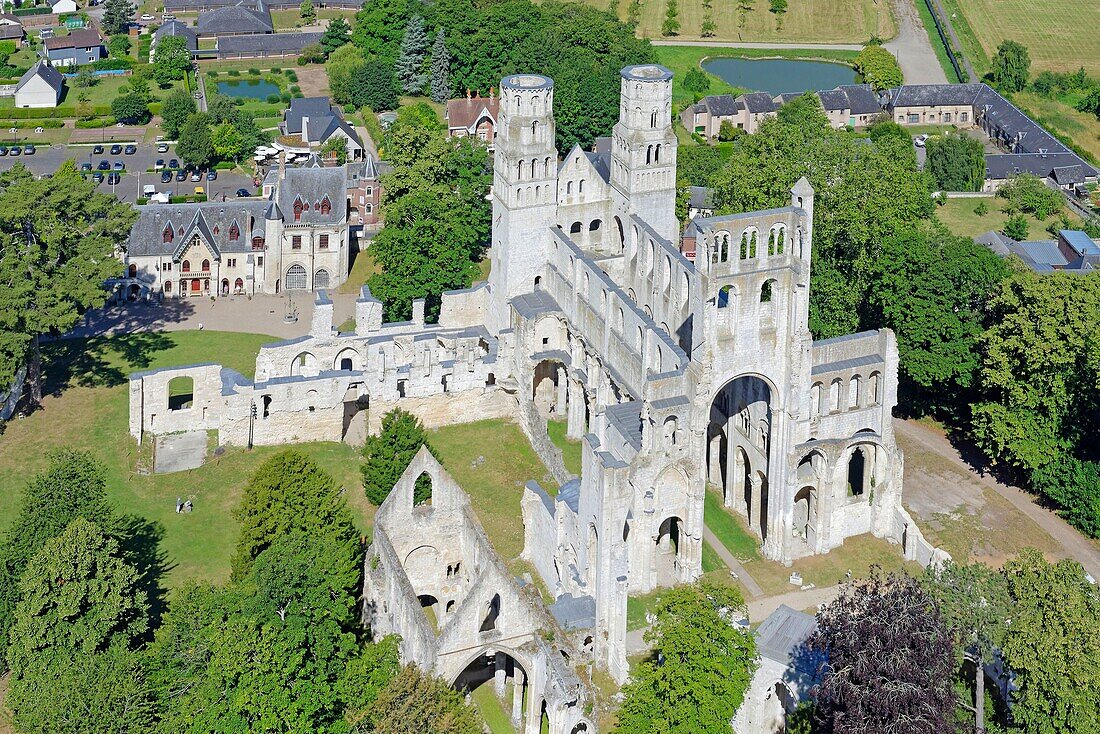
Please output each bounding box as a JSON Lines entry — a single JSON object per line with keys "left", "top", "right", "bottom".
{"left": 516, "top": 160, "right": 524, "bottom": 180}
{"left": 579, "top": 179, "right": 585, "bottom": 193}
{"left": 570, "top": 221, "right": 582, "bottom": 234}
{"left": 775, "top": 226, "right": 785, "bottom": 254}
{"left": 182, "top": 259, "right": 191, "bottom": 273}
{"left": 252, "top": 235, "right": 264, "bottom": 249}
{"left": 718, "top": 284, "right": 733, "bottom": 308}
{"left": 164, "top": 280, "right": 172, "bottom": 293}
{"left": 285, "top": 264, "right": 307, "bottom": 290}
{"left": 589, "top": 219, "right": 602, "bottom": 231}
{"left": 655, "top": 144, "right": 661, "bottom": 163}
{"left": 768, "top": 229, "right": 776, "bottom": 256}
{"left": 760, "top": 279, "right": 775, "bottom": 302}
{"left": 167, "top": 376, "right": 193, "bottom": 411}
{"left": 228, "top": 222, "right": 239, "bottom": 241}
{"left": 531, "top": 119, "right": 539, "bottom": 137}
{"left": 530, "top": 159, "right": 537, "bottom": 178}
{"left": 868, "top": 372, "right": 881, "bottom": 405}
{"left": 162, "top": 224, "right": 174, "bottom": 243}
{"left": 319, "top": 197, "right": 331, "bottom": 215}
{"left": 650, "top": 109, "right": 657, "bottom": 128}
{"left": 292, "top": 197, "right": 304, "bottom": 222}
{"left": 739, "top": 233, "right": 748, "bottom": 260}
{"left": 663, "top": 255, "right": 672, "bottom": 291}
{"left": 749, "top": 230, "right": 758, "bottom": 258}
{"left": 646, "top": 145, "right": 652, "bottom": 165}
{"left": 566, "top": 180, "right": 573, "bottom": 194}
{"left": 314, "top": 269, "right": 330, "bottom": 289}
{"left": 201, "top": 259, "right": 210, "bottom": 272}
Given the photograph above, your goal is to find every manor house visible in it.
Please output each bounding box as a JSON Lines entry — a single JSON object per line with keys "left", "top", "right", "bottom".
{"left": 129, "top": 66, "right": 909, "bottom": 713}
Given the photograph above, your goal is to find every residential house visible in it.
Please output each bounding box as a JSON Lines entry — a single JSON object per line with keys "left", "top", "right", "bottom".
{"left": 215, "top": 31, "right": 322, "bottom": 58}
{"left": 687, "top": 186, "right": 714, "bottom": 219}
{"left": 816, "top": 84, "right": 883, "bottom": 128}
{"left": 49, "top": 0, "right": 78, "bottom": 14}
{"left": 14, "top": 60, "right": 63, "bottom": 108}
{"left": 43, "top": 29, "right": 104, "bottom": 67}
{"left": 195, "top": 1, "right": 273, "bottom": 37}
{"left": 152, "top": 20, "right": 198, "bottom": 54}
{"left": 976, "top": 228, "right": 1099, "bottom": 273}
{"left": 281, "top": 96, "right": 364, "bottom": 160}
{"left": 679, "top": 93, "right": 740, "bottom": 138}
{"left": 445, "top": 90, "right": 500, "bottom": 147}
{"left": 0, "top": 14, "right": 25, "bottom": 45}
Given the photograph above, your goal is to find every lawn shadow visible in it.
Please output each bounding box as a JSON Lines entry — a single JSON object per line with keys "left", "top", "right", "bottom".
{"left": 115, "top": 514, "right": 174, "bottom": 635}
{"left": 41, "top": 331, "right": 176, "bottom": 396}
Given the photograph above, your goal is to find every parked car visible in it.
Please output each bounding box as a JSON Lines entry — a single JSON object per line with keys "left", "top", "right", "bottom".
{"left": 113, "top": 161, "right": 124, "bottom": 170}
{"left": 107, "top": 172, "right": 121, "bottom": 185}
{"left": 140, "top": 13, "right": 154, "bottom": 20}
{"left": 206, "top": 170, "right": 217, "bottom": 181}
{"left": 168, "top": 158, "right": 179, "bottom": 168}
{"left": 0, "top": 147, "right": 8, "bottom": 157}
{"left": 190, "top": 171, "right": 202, "bottom": 182}
{"left": 23, "top": 145, "right": 34, "bottom": 155}
{"left": 157, "top": 143, "right": 169, "bottom": 153}
{"left": 914, "top": 134, "right": 929, "bottom": 148}
{"left": 109, "top": 144, "right": 122, "bottom": 155}
{"left": 8, "top": 146, "right": 18, "bottom": 156}
{"left": 124, "top": 144, "right": 137, "bottom": 155}
{"left": 194, "top": 186, "right": 205, "bottom": 196}
{"left": 92, "top": 172, "right": 104, "bottom": 183}
{"left": 162, "top": 12, "right": 175, "bottom": 20}
{"left": 160, "top": 170, "right": 172, "bottom": 183}
{"left": 235, "top": 188, "right": 252, "bottom": 197}
{"left": 155, "top": 159, "right": 165, "bottom": 171}
{"left": 97, "top": 160, "right": 110, "bottom": 170}
{"left": 176, "top": 169, "right": 187, "bottom": 181}
{"left": 80, "top": 162, "right": 93, "bottom": 171}
{"left": 93, "top": 145, "right": 104, "bottom": 154}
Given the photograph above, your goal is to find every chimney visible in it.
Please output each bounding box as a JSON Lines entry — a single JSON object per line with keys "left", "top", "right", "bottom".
{"left": 466, "top": 88, "right": 472, "bottom": 99}
{"left": 475, "top": 89, "right": 480, "bottom": 99}
{"left": 278, "top": 149, "right": 286, "bottom": 181}
{"left": 489, "top": 86, "right": 495, "bottom": 100}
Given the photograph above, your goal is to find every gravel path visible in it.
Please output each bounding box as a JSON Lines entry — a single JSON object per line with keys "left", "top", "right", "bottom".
{"left": 885, "top": 0, "right": 950, "bottom": 84}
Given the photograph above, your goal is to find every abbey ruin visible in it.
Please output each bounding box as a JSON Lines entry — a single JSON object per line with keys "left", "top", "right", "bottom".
{"left": 129, "top": 65, "right": 908, "bottom": 729}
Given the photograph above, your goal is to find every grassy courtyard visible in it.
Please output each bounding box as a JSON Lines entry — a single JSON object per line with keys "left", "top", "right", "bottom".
{"left": 590, "top": 0, "right": 892, "bottom": 45}
{"left": 546, "top": 418, "right": 583, "bottom": 476}
{"left": 935, "top": 196, "right": 1083, "bottom": 241}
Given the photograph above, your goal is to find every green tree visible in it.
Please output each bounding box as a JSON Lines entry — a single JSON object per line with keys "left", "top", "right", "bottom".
{"left": 107, "top": 33, "right": 131, "bottom": 58}
{"left": 717, "top": 119, "right": 739, "bottom": 141}
{"left": 320, "top": 134, "right": 349, "bottom": 164}
{"left": 1003, "top": 213, "right": 1029, "bottom": 240}
{"left": 211, "top": 122, "right": 246, "bottom": 163}
{"left": 7, "top": 518, "right": 148, "bottom": 677}
{"left": 101, "top": 0, "right": 135, "bottom": 36}
{"left": 350, "top": 58, "right": 400, "bottom": 111}
{"left": 395, "top": 14, "right": 429, "bottom": 94}
{"left": 923, "top": 562, "right": 1013, "bottom": 734}
{"left": 326, "top": 43, "right": 365, "bottom": 106}
{"left": 661, "top": 0, "right": 680, "bottom": 36}
{"left": 151, "top": 35, "right": 191, "bottom": 87}
{"left": 300, "top": 0, "right": 315, "bottom": 22}
{"left": 429, "top": 28, "right": 451, "bottom": 102}
{"left": 615, "top": 581, "right": 756, "bottom": 733}
{"left": 677, "top": 143, "right": 732, "bottom": 187}
{"left": 769, "top": 0, "right": 787, "bottom": 25}
{"left": 0, "top": 164, "right": 137, "bottom": 405}
{"left": 854, "top": 45, "right": 903, "bottom": 90}
{"left": 368, "top": 665, "right": 483, "bottom": 734}
{"left": 320, "top": 16, "right": 351, "bottom": 56}
{"left": 111, "top": 91, "right": 150, "bottom": 124}
{"left": 865, "top": 225, "right": 1007, "bottom": 414}
{"left": 809, "top": 571, "right": 957, "bottom": 734}
{"left": 1031, "top": 456, "right": 1100, "bottom": 538}
{"left": 1000, "top": 549, "right": 1100, "bottom": 733}
{"left": 160, "top": 88, "right": 197, "bottom": 139}
{"left": 8, "top": 648, "right": 157, "bottom": 734}
{"left": 682, "top": 66, "right": 710, "bottom": 96}
{"left": 351, "top": 0, "right": 409, "bottom": 59}
{"left": 925, "top": 132, "right": 986, "bottom": 191}
{"left": 991, "top": 40, "right": 1031, "bottom": 93}
{"left": 249, "top": 531, "right": 360, "bottom": 625}
{"left": 700, "top": 8, "right": 716, "bottom": 37}
{"left": 231, "top": 450, "right": 359, "bottom": 580}
{"left": 362, "top": 407, "right": 435, "bottom": 505}
{"left": 73, "top": 66, "right": 96, "bottom": 88}
{"left": 176, "top": 113, "right": 214, "bottom": 168}
{"left": 997, "top": 173, "right": 1063, "bottom": 219}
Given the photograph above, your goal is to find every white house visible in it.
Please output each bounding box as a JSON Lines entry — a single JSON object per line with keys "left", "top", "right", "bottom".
{"left": 50, "top": 0, "right": 78, "bottom": 13}
{"left": 14, "top": 61, "right": 63, "bottom": 109}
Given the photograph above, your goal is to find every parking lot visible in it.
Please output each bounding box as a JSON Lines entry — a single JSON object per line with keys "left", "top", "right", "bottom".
{"left": 0, "top": 143, "right": 257, "bottom": 203}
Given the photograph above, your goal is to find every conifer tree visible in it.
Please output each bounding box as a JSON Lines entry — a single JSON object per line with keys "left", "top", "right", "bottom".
{"left": 395, "top": 15, "right": 429, "bottom": 95}
{"left": 429, "top": 29, "right": 451, "bottom": 103}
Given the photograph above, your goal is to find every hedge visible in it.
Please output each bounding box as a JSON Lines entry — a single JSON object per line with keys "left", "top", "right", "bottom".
{"left": 0, "top": 119, "right": 65, "bottom": 128}
{"left": 1, "top": 105, "right": 112, "bottom": 119}
{"left": 90, "top": 58, "right": 135, "bottom": 71}
{"left": 13, "top": 6, "right": 51, "bottom": 15}
{"left": 74, "top": 117, "right": 118, "bottom": 128}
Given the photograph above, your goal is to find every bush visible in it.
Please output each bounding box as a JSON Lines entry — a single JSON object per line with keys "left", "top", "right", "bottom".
{"left": 74, "top": 117, "right": 118, "bottom": 128}
{"left": 90, "top": 58, "right": 135, "bottom": 70}
{"left": 1031, "top": 456, "right": 1100, "bottom": 538}
{"left": 266, "top": 93, "right": 281, "bottom": 104}
{"left": 974, "top": 200, "right": 989, "bottom": 216}
{"left": 285, "top": 69, "right": 297, "bottom": 82}
{"left": 227, "top": 69, "right": 240, "bottom": 76}
{"left": 270, "top": 66, "right": 282, "bottom": 73}
{"left": 280, "top": 92, "right": 291, "bottom": 103}
{"left": 208, "top": 70, "right": 219, "bottom": 77}
{"left": 1003, "top": 214, "right": 1030, "bottom": 240}
{"left": 290, "top": 85, "right": 300, "bottom": 93}
{"left": 247, "top": 67, "right": 261, "bottom": 75}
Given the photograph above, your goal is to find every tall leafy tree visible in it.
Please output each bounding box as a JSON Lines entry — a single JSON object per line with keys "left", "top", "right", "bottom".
{"left": 808, "top": 571, "right": 957, "bottom": 734}
{"left": 231, "top": 450, "right": 359, "bottom": 580}
{"left": 362, "top": 407, "right": 435, "bottom": 505}
{"left": 351, "top": 0, "right": 409, "bottom": 59}
{"left": 992, "top": 40, "right": 1031, "bottom": 93}
{"left": 853, "top": 45, "right": 903, "bottom": 90}
{"left": 111, "top": 91, "right": 151, "bottom": 124}
{"left": 349, "top": 58, "right": 400, "bottom": 111}
{"left": 160, "top": 88, "right": 197, "bottom": 140}
{"left": 395, "top": 15, "right": 429, "bottom": 94}
{"left": 151, "top": 35, "right": 191, "bottom": 86}
{"left": 101, "top": 0, "right": 135, "bottom": 36}
{"left": 300, "top": 0, "right": 316, "bottom": 22}
{"left": 1000, "top": 549, "right": 1100, "bottom": 733}
{"left": 925, "top": 132, "right": 986, "bottom": 192}
{"left": 429, "top": 29, "right": 451, "bottom": 103}
{"left": 7, "top": 518, "right": 148, "bottom": 677}
{"left": 0, "top": 164, "right": 137, "bottom": 405}
{"left": 923, "top": 561, "right": 1012, "bottom": 734}
{"left": 615, "top": 581, "right": 757, "bottom": 733}
{"left": 321, "top": 16, "right": 351, "bottom": 56}
{"left": 368, "top": 665, "right": 483, "bottom": 734}
{"left": 177, "top": 113, "right": 214, "bottom": 168}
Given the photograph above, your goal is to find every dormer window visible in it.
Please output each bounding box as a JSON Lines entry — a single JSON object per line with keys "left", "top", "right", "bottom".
{"left": 293, "top": 197, "right": 304, "bottom": 222}
{"left": 229, "top": 222, "right": 239, "bottom": 241}
{"left": 163, "top": 225, "right": 174, "bottom": 243}
{"left": 319, "top": 197, "right": 331, "bottom": 215}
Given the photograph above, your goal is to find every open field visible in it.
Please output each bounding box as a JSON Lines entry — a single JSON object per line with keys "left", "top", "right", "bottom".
{"left": 271, "top": 7, "right": 356, "bottom": 30}
{"left": 0, "top": 331, "right": 371, "bottom": 587}
{"left": 593, "top": 0, "right": 892, "bottom": 45}
{"left": 1012, "top": 91, "right": 1100, "bottom": 164}
{"left": 935, "top": 196, "right": 1083, "bottom": 241}
{"left": 942, "top": 0, "right": 1100, "bottom": 75}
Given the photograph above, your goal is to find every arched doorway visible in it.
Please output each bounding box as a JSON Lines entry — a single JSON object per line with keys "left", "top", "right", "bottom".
{"left": 708, "top": 375, "right": 774, "bottom": 538}
{"left": 532, "top": 358, "right": 563, "bottom": 418}
{"left": 452, "top": 650, "right": 530, "bottom": 730}
{"left": 234, "top": 277, "right": 244, "bottom": 294}
{"left": 655, "top": 516, "right": 683, "bottom": 585}
{"left": 793, "top": 486, "right": 816, "bottom": 547}
{"left": 127, "top": 284, "right": 140, "bottom": 301}
{"left": 221, "top": 278, "right": 229, "bottom": 296}
{"left": 190, "top": 278, "right": 201, "bottom": 294}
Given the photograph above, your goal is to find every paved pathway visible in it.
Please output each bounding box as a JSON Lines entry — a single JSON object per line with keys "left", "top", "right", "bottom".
{"left": 896, "top": 420, "right": 1100, "bottom": 580}
{"left": 884, "top": 0, "right": 949, "bottom": 85}
{"left": 703, "top": 525, "right": 764, "bottom": 598}
{"left": 747, "top": 585, "right": 840, "bottom": 621}
{"left": 652, "top": 39, "right": 863, "bottom": 51}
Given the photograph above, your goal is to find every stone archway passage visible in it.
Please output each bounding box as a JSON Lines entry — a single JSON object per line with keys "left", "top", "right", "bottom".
{"left": 708, "top": 374, "right": 774, "bottom": 539}
{"left": 451, "top": 650, "right": 531, "bottom": 730}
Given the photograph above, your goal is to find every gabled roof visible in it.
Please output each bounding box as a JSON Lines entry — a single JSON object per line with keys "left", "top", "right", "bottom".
{"left": 0, "top": 12, "right": 22, "bottom": 25}
{"left": 985, "top": 152, "right": 1096, "bottom": 181}
{"left": 1052, "top": 165, "right": 1087, "bottom": 185}
{"left": 688, "top": 186, "right": 714, "bottom": 210}
{"left": 196, "top": 2, "right": 273, "bottom": 34}
{"left": 43, "top": 28, "right": 102, "bottom": 51}
{"left": 0, "top": 24, "right": 22, "bottom": 40}
{"left": 700, "top": 93, "right": 739, "bottom": 117}
{"left": 741, "top": 91, "right": 777, "bottom": 113}
{"left": 284, "top": 96, "right": 363, "bottom": 148}
{"left": 154, "top": 20, "right": 198, "bottom": 49}
{"left": 446, "top": 95, "right": 500, "bottom": 132}
{"left": 275, "top": 165, "right": 347, "bottom": 224}
{"left": 836, "top": 84, "right": 882, "bottom": 115}
{"left": 284, "top": 96, "right": 333, "bottom": 134}
{"left": 128, "top": 200, "right": 269, "bottom": 257}
{"left": 217, "top": 30, "right": 321, "bottom": 53}
{"left": 16, "top": 60, "right": 63, "bottom": 94}
{"left": 888, "top": 83, "right": 985, "bottom": 107}
{"left": 816, "top": 88, "right": 849, "bottom": 112}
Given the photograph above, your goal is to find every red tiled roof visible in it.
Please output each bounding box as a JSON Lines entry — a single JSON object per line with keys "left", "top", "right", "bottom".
{"left": 446, "top": 96, "right": 500, "bottom": 132}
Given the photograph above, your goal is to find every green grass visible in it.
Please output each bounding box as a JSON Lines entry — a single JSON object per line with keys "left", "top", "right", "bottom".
{"left": 701, "top": 539, "right": 727, "bottom": 572}
{"left": 469, "top": 684, "right": 517, "bottom": 734}
{"left": 656, "top": 44, "right": 859, "bottom": 108}
{"left": 427, "top": 419, "right": 560, "bottom": 562}
{"left": 935, "top": 196, "right": 1083, "bottom": 240}
{"left": 626, "top": 590, "right": 661, "bottom": 631}
{"left": 0, "top": 331, "right": 373, "bottom": 588}
{"left": 703, "top": 487, "right": 761, "bottom": 560}
{"left": 1012, "top": 91, "right": 1100, "bottom": 164}
{"left": 912, "top": 0, "right": 963, "bottom": 83}
{"left": 271, "top": 7, "right": 355, "bottom": 30}
{"left": 586, "top": 0, "right": 892, "bottom": 44}
{"left": 546, "top": 419, "right": 582, "bottom": 476}
{"left": 338, "top": 248, "right": 381, "bottom": 295}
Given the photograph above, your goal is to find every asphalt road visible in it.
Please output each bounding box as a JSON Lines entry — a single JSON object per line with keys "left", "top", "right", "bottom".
{"left": 0, "top": 142, "right": 257, "bottom": 204}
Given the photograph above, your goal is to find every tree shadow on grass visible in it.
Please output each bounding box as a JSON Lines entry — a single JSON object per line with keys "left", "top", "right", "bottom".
{"left": 115, "top": 514, "right": 174, "bottom": 636}
{"left": 41, "top": 331, "right": 176, "bottom": 397}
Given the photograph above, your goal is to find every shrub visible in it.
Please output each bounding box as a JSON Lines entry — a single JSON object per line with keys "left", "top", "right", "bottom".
{"left": 266, "top": 93, "right": 281, "bottom": 104}
{"left": 285, "top": 69, "right": 297, "bottom": 82}
{"left": 280, "top": 92, "right": 291, "bottom": 103}
{"left": 974, "top": 200, "right": 989, "bottom": 216}
{"left": 270, "top": 66, "right": 281, "bottom": 73}
{"left": 247, "top": 67, "right": 260, "bottom": 75}
{"left": 90, "top": 58, "right": 134, "bottom": 70}
{"left": 227, "top": 69, "right": 240, "bottom": 76}
{"left": 290, "top": 85, "right": 300, "bottom": 93}
{"left": 208, "top": 70, "right": 219, "bottom": 77}
{"left": 1003, "top": 214, "right": 1029, "bottom": 240}
{"left": 74, "top": 117, "right": 118, "bottom": 128}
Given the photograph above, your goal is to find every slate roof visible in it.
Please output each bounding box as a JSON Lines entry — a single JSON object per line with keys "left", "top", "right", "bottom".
{"left": 742, "top": 91, "right": 777, "bottom": 113}
{"left": 275, "top": 165, "right": 347, "bottom": 225}
{"left": 701, "top": 94, "right": 740, "bottom": 117}
{"left": 816, "top": 88, "right": 849, "bottom": 112}
{"left": 16, "top": 60, "right": 63, "bottom": 94}
{"left": 836, "top": 84, "right": 882, "bottom": 115}
{"left": 688, "top": 186, "right": 714, "bottom": 211}
{"left": 754, "top": 604, "right": 821, "bottom": 674}
{"left": 217, "top": 30, "right": 322, "bottom": 54}
{"left": 549, "top": 593, "right": 596, "bottom": 630}
{"left": 446, "top": 95, "right": 499, "bottom": 132}
{"left": 985, "top": 153, "right": 1097, "bottom": 181}
{"left": 888, "top": 83, "right": 985, "bottom": 107}
{"left": 1051, "top": 164, "right": 1087, "bottom": 185}
{"left": 1060, "top": 229, "right": 1100, "bottom": 256}
{"left": 282, "top": 96, "right": 362, "bottom": 147}
{"left": 128, "top": 200, "right": 269, "bottom": 258}
{"left": 154, "top": 20, "right": 198, "bottom": 50}
{"left": 43, "top": 28, "right": 102, "bottom": 51}
{"left": 196, "top": 2, "right": 273, "bottom": 35}
{"left": 0, "top": 24, "right": 22, "bottom": 40}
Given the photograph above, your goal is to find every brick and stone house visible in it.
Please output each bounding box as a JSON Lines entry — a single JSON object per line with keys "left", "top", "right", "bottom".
{"left": 446, "top": 90, "right": 500, "bottom": 147}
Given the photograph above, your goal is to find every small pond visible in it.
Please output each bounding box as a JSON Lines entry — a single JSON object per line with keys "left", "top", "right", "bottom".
{"left": 215, "top": 78, "right": 281, "bottom": 100}
{"left": 701, "top": 57, "right": 857, "bottom": 96}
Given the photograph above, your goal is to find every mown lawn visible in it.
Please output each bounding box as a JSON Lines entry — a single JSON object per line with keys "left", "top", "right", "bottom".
{"left": 703, "top": 487, "right": 761, "bottom": 560}
{"left": 935, "top": 196, "right": 1083, "bottom": 241}
{"left": 338, "top": 247, "right": 381, "bottom": 295}
{"left": 1012, "top": 91, "right": 1100, "bottom": 164}
{"left": 469, "top": 684, "right": 516, "bottom": 734}
{"left": 546, "top": 418, "right": 582, "bottom": 476}
{"left": 0, "top": 331, "right": 370, "bottom": 587}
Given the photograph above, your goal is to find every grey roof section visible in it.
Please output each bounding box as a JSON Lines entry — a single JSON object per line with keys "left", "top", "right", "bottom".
{"left": 557, "top": 478, "right": 580, "bottom": 513}
{"left": 0, "top": 24, "right": 22, "bottom": 40}
{"left": 1060, "top": 229, "right": 1100, "bottom": 256}
{"left": 549, "top": 593, "right": 596, "bottom": 630}
{"left": 512, "top": 289, "right": 560, "bottom": 319}
{"left": 974, "top": 229, "right": 1014, "bottom": 257}
{"left": 1052, "top": 165, "right": 1087, "bottom": 185}
{"left": 837, "top": 84, "right": 881, "bottom": 115}
{"left": 281, "top": 95, "right": 362, "bottom": 146}
{"left": 154, "top": 20, "right": 197, "bottom": 49}
{"left": 688, "top": 186, "right": 714, "bottom": 211}
{"left": 284, "top": 96, "right": 331, "bottom": 134}
{"left": 605, "top": 401, "right": 642, "bottom": 449}
{"left": 1009, "top": 239, "right": 1067, "bottom": 271}
{"left": 972, "top": 85, "right": 1069, "bottom": 155}
{"left": 816, "top": 88, "right": 849, "bottom": 112}
{"left": 985, "top": 153, "right": 1096, "bottom": 181}
{"left": 276, "top": 165, "right": 347, "bottom": 225}
{"left": 128, "top": 200, "right": 269, "bottom": 257}
{"left": 196, "top": 2, "right": 273, "bottom": 35}
{"left": 742, "top": 91, "right": 777, "bottom": 113}
{"left": 16, "top": 60, "right": 63, "bottom": 93}
{"left": 584, "top": 150, "right": 610, "bottom": 184}
{"left": 889, "top": 83, "right": 985, "bottom": 107}
{"left": 218, "top": 29, "right": 322, "bottom": 54}
{"left": 701, "top": 94, "right": 740, "bottom": 117}
{"left": 754, "top": 604, "right": 821, "bottom": 673}
{"left": 811, "top": 353, "right": 884, "bottom": 376}
{"left": 347, "top": 155, "right": 382, "bottom": 181}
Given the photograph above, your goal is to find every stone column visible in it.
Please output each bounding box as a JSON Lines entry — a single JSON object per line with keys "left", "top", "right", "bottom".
{"left": 555, "top": 366, "right": 568, "bottom": 416}
{"left": 494, "top": 653, "right": 507, "bottom": 698}
{"left": 511, "top": 667, "right": 526, "bottom": 727}
{"left": 749, "top": 475, "right": 762, "bottom": 538}
{"left": 566, "top": 378, "right": 585, "bottom": 439}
